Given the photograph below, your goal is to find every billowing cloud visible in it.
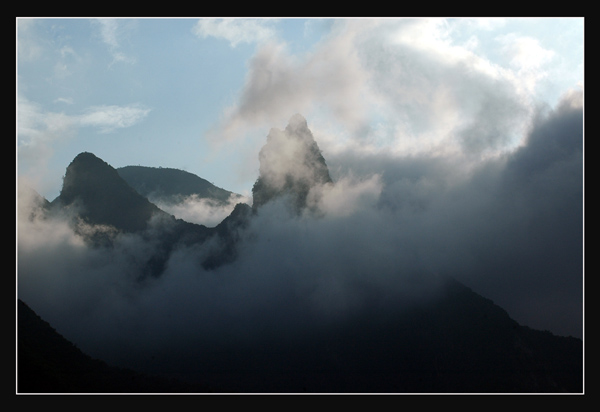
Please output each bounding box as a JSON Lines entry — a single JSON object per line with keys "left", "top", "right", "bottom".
{"left": 211, "top": 23, "right": 372, "bottom": 142}
{"left": 211, "top": 18, "right": 575, "bottom": 167}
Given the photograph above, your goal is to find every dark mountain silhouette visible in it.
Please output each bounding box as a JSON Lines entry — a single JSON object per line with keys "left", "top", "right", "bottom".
{"left": 51, "top": 152, "right": 164, "bottom": 233}
{"left": 47, "top": 151, "right": 246, "bottom": 275}
{"left": 202, "top": 202, "right": 252, "bottom": 270}
{"left": 252, "top": 114, "right": 333, "bottom": 214}
{"left": 117, "top": 165, "right": 240, "bottom": 205}
{"left": 17, "top": 299, "right": 215, "bottom": 393}
{"left": 17, "top": 275, "right": 582, "bottom": 393}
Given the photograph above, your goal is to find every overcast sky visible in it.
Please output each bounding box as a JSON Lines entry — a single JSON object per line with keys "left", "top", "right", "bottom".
{"left": 17, "top": 18, "right": 584, "bottom": 366}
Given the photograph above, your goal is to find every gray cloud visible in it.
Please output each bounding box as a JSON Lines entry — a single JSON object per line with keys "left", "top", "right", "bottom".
{"left": 211, "top": 25, "right": 372, "bottom": 142}
{"left": 325, "top": 88, "right": 583, "bottom": 337}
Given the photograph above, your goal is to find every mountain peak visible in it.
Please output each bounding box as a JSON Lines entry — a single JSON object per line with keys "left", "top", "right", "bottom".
{"left": 252, "top": 115, "right": 332, "bottom": 213}
{"left": 285, "top": 113, "right": 309, "bottom": 134}
{"left": 56, "top": 152, "right": 163, "bottom": 233}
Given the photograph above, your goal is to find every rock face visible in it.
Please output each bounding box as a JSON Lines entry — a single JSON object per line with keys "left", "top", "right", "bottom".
{"left": 252, "top": 114, "right": 333, "bottom": 214}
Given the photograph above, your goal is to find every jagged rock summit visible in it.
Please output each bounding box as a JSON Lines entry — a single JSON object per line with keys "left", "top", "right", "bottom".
{"left": 252, "top": 114, "right": 333, "bottom": 213}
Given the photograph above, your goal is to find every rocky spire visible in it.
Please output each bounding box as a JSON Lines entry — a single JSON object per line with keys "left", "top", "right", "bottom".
{"left": 252, "top": 114, "right": 332, "bottom": 213}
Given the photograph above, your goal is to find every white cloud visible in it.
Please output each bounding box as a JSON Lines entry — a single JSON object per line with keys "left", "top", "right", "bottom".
{"left": 17, "top": 97, "right": 151, "bottom": 191}
{"left": 77, "top": 104, "right": 151, "bottom": 133}
{"left": 308, "top": 174, "right": 383, "bottom": 218}
{"left": 498, "top": 34, "right": 555, "bottom": 72}
{"left": 17, "top": 96, "right": 77, "bottom": 171}
{"left": 208, "top": 18, "right": 552, "bottom": 166}
{"left": 17, "top": 18, "right": 43, "bottom": 62}
{"left": 211, "top": 18, "right": 583, "bottom": 171}
{"left": 94, "top": 18, "right": 136, "bottom": 65}
{"left": 210, "top": 24, "right": 372, "bottom": 142}
{"left": 151, "top": 193, "right": 250, "bottom": 227}
{"left": 192, "top": 18, "right": 278, "bottom": 47}
{"left": 97, "top": 18, "right": 120, "bottom": 49}
{"left": 54, "top": 97, "right": 74, "bottom": 105}
{"left": 18, "top": 99, "right": 151, "bottom": 144}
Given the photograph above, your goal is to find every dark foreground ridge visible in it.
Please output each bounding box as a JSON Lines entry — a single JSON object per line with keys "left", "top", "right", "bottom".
{"left": 17, "top": 299, "right": 215, "bottom": 393}
{"left": 18, "top": 275, "right": 583, "bottom": 393}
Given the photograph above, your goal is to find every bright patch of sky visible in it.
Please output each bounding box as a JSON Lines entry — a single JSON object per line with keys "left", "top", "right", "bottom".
{"left": 17, "top": 17, "right": 583, "bottom": 200}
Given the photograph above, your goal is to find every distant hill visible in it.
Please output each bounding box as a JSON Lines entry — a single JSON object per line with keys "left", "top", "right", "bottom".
{"left": 117, "top": 165, "right": 240, "bottom": 205}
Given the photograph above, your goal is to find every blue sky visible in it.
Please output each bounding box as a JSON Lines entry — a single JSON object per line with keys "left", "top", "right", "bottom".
{"left": 17, "top": 18, "right": 583, "bottom": 200}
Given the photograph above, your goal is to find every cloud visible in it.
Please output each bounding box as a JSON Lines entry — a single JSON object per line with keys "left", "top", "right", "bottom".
{"left": 17, "top": 98, "right": 151, "bottom": 167}
{"left": 17, "top": 18, "right": 43, "bottom": 62}
{"left": 151, "top": 193, "right": 251, "bottom": 227}
{"left": 327, "top": 88, "right": 583, "bottom": 337}
{"left": 77, "top": 104, "right": 151, "bottom": 133}
{"left": 17, "top": 96, "right": 77, "bottom": 182}
{"left": 17, "top": 90, "right": 582, "bottom": 380}
{"left": 307, "top": 174, "right": 383, "bottom": 218}
{"left": 209, "top": 18, "right": 554, "bottom": 168}
{"left": 192, "top": 18, "right": 278, "bottom": 47}
{"left": 94, "top": 18, "right": 137, "bottom": 65}
{"left": 210, "top": 23, "right": 372, "bottom": 142}
{"left": 17, "top": 96, "right": 151, "bottom": 194}
{"left": 18, "top": 99, "right": 151, "bottom": 146}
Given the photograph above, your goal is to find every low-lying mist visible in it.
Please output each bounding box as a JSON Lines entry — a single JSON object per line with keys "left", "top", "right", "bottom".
{"left": 17, "top": 91, "right": 583, "bottom": 380}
